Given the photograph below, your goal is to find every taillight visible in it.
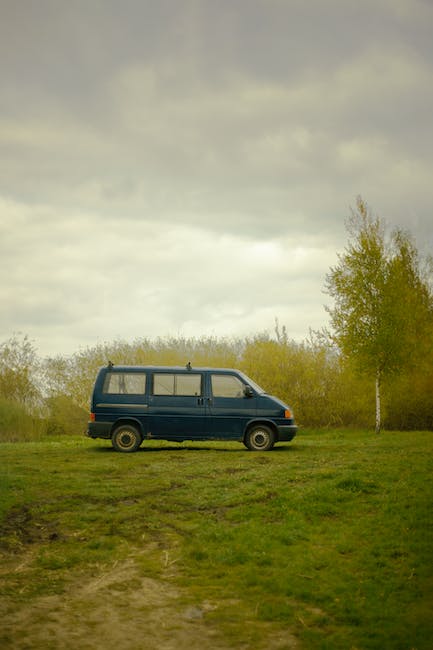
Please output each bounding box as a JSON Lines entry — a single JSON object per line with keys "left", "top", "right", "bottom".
{"left": 90, "top": 412, "right": 96, "bottom": 422}
{"left": 284, "top": 409, "right": 293, "bottom": 419}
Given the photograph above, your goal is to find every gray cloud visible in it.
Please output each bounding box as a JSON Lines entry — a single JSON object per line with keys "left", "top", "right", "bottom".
{"left": 1, "top": 0, "right": 432, "bottom": 355}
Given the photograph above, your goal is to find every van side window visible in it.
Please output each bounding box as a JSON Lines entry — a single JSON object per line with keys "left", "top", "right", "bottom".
{"left": 103, "top": 373, "right": 146, "bottom": 395}
{"left": 153, "top": 374, "right": 174, "bottom": 395}
{"left": 176, "top": 374, "right": 202, "bottom": 396}
{"left": 153, "top": 373, "right": 202, "bottom": 396}
{"left": 211, "top": 374, "right": 244, "bottom": 398}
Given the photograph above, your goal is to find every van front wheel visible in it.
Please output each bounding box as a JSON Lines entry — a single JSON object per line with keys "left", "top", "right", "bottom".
{"left": 112, "top": 425, "right": 142, "bottom": 453}
{"left": 245, "top": 425, "right": 275, "bottom": 451}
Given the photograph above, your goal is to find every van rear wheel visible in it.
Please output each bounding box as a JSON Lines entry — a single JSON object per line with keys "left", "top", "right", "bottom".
{"left": 112, "top": 425, "right": 141, "bottom": 453}
{"left": 244, "top": 425, "right": 275, "bottom": 451}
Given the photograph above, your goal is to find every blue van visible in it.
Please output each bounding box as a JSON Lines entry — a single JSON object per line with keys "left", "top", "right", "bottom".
{"left": 87, "top": 363, "right": 297, "bottom": 452}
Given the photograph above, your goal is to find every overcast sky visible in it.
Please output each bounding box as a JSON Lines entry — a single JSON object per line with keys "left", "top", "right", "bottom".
{"left": 1, "top": 0, "right": 432, "bottom": 358}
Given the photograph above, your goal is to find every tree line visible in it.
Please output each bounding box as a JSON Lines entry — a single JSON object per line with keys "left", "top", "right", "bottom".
{"left": 1, "top": 198, "right": 432, "bottom": 440}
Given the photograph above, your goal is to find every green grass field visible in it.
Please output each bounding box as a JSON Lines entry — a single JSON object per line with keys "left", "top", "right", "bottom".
{"left": 0, "top": 430, "right": 432, "bottom": 649}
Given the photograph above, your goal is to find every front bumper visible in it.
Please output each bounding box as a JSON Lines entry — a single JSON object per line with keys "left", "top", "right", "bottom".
{"left": 276, "top": 424, "right": 297, "bottom": 442}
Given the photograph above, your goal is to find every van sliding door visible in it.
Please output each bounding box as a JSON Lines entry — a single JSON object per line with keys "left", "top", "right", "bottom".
{"left": 148, "top": 372, "right": 205, "bottom": 440}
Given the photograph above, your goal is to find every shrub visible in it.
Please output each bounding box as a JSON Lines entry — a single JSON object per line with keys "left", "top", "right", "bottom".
{"left": 44, "top": 395, "right": 88, "bottom": 436}
{"left": 0, "top": 397, "right": 45, "bottom": 442}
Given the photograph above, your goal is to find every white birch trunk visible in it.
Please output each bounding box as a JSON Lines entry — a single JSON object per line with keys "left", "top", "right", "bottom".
{"left": 375, "top": 370, "right": 381, "bottom": 434}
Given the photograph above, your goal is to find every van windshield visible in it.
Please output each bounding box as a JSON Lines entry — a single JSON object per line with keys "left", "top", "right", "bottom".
{"left": 238, "top": 372, "right": 266, "bottom": 394}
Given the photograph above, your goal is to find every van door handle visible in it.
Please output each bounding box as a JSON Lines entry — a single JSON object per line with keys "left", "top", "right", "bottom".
{"left": 197, "top": 397, "right": 204, "bottom": 405}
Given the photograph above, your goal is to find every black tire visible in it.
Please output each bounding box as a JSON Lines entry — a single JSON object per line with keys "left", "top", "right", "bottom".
{"left": 112, "top": 425, "right": 142, "bottom": 453}
{"left": 244, "top": 424, "right": 275, "bottom": 451}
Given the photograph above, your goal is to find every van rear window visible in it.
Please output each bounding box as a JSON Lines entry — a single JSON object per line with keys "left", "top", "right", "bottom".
{"left": 153, "top": 373, "right": 202, "bottom": 396}
{"left": 103, "top": 373, "right": 146, "bottom": 395}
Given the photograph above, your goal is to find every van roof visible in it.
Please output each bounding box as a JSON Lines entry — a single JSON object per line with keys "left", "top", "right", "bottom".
{"left": 100, "top": 365, "right": 241, "bottom": 373}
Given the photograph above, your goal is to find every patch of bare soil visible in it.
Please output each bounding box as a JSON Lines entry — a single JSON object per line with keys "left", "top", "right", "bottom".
{"left": 0, "top": 552, "right": 299, "bottom": 650}
{"left": 0, "top": 505, "right": 60, "bottom": 550}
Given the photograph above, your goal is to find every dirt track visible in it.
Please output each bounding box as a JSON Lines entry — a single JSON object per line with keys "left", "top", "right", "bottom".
{"left": 0, "top": 550, "right": 298, "bottom": 650}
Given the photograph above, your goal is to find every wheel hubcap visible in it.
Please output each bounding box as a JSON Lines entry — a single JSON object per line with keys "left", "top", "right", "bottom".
{"left": 252, "top": 430, "right": 268, "bottom": 448}
{"left": 119, "top": 432, "right": 134, "bottom": 448}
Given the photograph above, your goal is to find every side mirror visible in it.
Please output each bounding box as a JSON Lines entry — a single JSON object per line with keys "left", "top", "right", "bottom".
{"left": 244, "top": 385, "right": 254, "bottom": 398}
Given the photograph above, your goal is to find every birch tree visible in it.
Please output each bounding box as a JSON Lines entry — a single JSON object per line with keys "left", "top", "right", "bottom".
{"left": 325, "top": 197, "right": 432, "bottom": 433}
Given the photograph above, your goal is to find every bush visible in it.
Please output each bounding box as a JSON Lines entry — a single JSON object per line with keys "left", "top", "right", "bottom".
{"left": 44, "top": 395, "right": 88, "bottom": 436}
{"left": 0, "top": 397, "right": 45, "bottom": 442}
